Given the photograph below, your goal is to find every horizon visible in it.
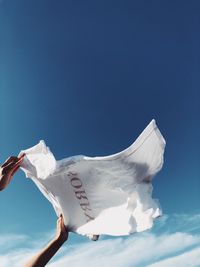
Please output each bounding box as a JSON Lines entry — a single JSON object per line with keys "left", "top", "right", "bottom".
{"left": 0, "top": 1, "right": 200, "bottom": 266}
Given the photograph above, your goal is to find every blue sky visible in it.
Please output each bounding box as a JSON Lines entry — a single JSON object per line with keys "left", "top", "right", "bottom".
{"left": 0, "top": 0, "right": 200, "bottom": 266}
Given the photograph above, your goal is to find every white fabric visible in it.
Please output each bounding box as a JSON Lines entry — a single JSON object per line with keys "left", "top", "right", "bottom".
{"left": 19, "top": 119, "right": 165, "bottom": 239}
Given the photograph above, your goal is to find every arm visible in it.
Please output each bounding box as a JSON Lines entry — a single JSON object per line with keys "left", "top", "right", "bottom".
{"left": 0, "top": 154, "right": 25, "bottom": 191}
{"left": 24, "top": 215, "right": 68, "bottom": 267}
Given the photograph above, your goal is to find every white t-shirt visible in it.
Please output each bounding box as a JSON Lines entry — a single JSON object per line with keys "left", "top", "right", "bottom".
{"left": 20, "top": 119, "right": 165, "bottom": 240}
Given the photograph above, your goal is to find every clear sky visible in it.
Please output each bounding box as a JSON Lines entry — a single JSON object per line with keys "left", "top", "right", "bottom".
{"left": 0, "top": 1, "right": 200, "bottom": 266}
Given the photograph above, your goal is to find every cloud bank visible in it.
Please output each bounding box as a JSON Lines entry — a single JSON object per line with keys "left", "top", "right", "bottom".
{"left": 0, "top": 214, "right": 200, "bottom": 267}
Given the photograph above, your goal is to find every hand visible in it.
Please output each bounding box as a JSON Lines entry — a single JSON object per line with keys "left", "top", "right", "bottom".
{"left": 0, "top": 154, "right": 25, "bottom": 179}
{"left": 0, "top": 154, "right": 25, "bottom": 190}
{"left": 55, "top": 215, "right": 68, "bottom": 243}
{"left": 24, "top": 214, "right": 68, "bottom": 267}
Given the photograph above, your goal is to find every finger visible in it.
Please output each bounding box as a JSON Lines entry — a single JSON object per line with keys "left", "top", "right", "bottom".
{"left": 4, "top": 159, "right": 22, "bottom": 172}
{"left": 60, "top": 215, "right": 65, "bottom": 224}
{"left": 57, "top": 216, "right": 61, "bottom": 224}
{"left": 60, "top": 216, "right": 67, "bottom": 230}
{"left": 59, "top": 217, "right": 63, "bottom": 225}
{"left": 18, "top": 153, "right": 25, "bottom": 160}
{"left": 3, "top": 162, "right": 16, "bottom": 172}
{"left": 8, "top": 160, "right": 20, "bottom": 168}
{"left": 8, "top": 157, "right": 25, "bottom": 170}
{"left": 16, "top": 156, "right": 25, "bottom": 165}
{"left": 2, "top": 153, "right": 25, "bottom": 167}
{"left": 13, "top": 159, "right": 24, "bottom": 170}
{"left": 11, "top": 165, "right": 21, "bottom": 176}
{"left": 1, "top": 156, "right": 18, "bottom": 167}
{"left": 57, "top": 218, "right": 61, "bottom": 230}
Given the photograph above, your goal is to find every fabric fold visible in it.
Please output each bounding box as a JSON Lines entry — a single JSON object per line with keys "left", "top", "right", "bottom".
{"left": 20, "top": 119, "right": 166, "bottom": 239}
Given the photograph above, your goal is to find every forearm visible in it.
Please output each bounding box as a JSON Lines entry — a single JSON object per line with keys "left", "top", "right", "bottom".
{"left": 24, "top": 236, "right": 66, "bottom": 267}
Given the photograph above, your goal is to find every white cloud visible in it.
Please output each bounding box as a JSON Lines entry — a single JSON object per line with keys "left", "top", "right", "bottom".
{"left": 0, "top": 249, "right": 34, "bottom": 267}
{"left": 0, "top": 214, "right": 200, "bottom": 267}
{"left": 149, "top": 247, "right": 200, "bottom": 267}
{"left": 48, "top": 232, "right": 200, "bottom": 267}
{"left": 0, "top": 232, "right": 54, "bottom": 267}
{"left": 0, "top": 234, "right": 28, "bottom": 252}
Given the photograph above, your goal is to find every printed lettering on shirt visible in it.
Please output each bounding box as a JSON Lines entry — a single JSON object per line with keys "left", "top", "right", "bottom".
{"left": 68, "top": 171, "right": 94, "bottom": 221}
